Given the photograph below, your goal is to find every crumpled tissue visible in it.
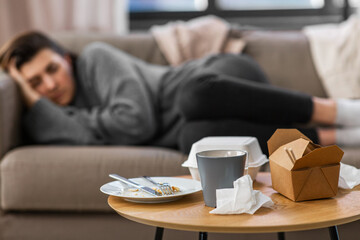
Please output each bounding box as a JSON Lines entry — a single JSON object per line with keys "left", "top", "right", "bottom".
{"left": 338, "top": 163, "right": 360, "bottom": 189}
{"left": 210, "top": 175, "right": 273, "bottom": 214}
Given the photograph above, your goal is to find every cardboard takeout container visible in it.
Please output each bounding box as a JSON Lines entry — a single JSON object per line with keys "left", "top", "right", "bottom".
{"left": 267, "top": 129, "right": 344, "bottom": 201}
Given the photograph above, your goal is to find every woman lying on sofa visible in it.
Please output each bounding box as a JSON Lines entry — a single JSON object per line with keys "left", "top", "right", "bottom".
{"left": 0, "top": 31, "right": 358, "bottom": 154}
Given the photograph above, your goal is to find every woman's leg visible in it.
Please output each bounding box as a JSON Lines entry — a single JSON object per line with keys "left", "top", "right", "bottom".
{"left": 317, "top": 128, "right": 336, "bottom": 146}
{"left": 311, "top": 97, "right": 336, "bottom": 126}
{"left": 177, "top": 72, "right": 314, "bottom": 125}
{"left": 204, "top": 55, "right": 360, "bottom": 128}
{"left": 312, "top": 98, "right": 360, "bottom": 146}
{"left": 178, "top": 91, "right": 360, "bottom": 148}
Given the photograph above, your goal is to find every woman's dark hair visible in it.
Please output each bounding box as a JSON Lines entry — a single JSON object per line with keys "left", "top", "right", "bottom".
{"left": 0, "top": 31, "right": 67, "bottom": 72}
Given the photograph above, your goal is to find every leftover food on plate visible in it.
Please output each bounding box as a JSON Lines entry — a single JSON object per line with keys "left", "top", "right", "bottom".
{"left": 127, "top": 185, "right": 182, "bottom": 196}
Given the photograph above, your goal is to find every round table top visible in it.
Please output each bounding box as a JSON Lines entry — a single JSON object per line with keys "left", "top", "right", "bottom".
{"left": 107, "top": 173, "right": 360, "bottom": 233}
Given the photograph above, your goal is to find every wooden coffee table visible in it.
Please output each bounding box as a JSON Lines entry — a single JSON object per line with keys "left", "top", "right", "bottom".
{"left": 107, "top": 173, "right": 360, "bottom": 240}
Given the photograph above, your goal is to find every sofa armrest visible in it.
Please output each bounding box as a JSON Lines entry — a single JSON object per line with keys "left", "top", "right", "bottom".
{"left": 0, "top": 71, "right": 22, "bottom": 157}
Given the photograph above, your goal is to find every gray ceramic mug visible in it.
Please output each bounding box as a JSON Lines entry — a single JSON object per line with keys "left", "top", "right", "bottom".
{"left": 196, "top": 150, "right": 248, "bottom": 208}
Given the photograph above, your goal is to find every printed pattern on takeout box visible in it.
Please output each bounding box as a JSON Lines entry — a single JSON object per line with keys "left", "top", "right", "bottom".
{"left": 267, "top": 129, "right": 344, "bottom": 201}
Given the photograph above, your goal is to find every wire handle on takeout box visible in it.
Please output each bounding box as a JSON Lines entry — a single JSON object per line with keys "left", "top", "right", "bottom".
{"left": 284, "top": 147, "right": 296, "bottom": 164}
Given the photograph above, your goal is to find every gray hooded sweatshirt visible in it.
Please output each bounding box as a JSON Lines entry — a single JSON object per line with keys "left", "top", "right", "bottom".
{"left": 24, "top": 42, "right": 210, "bottom": 147}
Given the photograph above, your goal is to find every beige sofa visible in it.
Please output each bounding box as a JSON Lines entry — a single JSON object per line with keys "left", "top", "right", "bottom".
{"left": 0, "top": 30, "right": 359, "bottom": 240}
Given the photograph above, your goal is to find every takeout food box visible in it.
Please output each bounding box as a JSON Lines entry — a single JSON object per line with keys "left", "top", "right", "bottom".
{"left": 267, "top": 129, "right": 344, "bottom": 201}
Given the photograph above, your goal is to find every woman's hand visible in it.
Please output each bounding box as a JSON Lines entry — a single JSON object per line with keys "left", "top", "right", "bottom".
{"left": 8, "top": 59, "right": 40, "bottom": 107}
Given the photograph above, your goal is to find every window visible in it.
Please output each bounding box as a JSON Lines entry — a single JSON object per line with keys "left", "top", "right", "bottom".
{"left": 129, "top": 0, "right": 326, "bottom": 12}
{"left": 129, "top": 0, "right": 207, "bottom": 12}
{"left": 129, "top": 0, "right": 348, "bottom": 31}
{"left": 216, "top": 0, "right": 324, "bottom": 10}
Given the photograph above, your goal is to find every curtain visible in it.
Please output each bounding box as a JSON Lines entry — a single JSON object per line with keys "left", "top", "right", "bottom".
{"left": 0, "top": 0, "right": 128, "bottom": 45}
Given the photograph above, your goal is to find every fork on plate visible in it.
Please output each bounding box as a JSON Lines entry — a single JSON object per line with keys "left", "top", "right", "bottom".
{"left": 142, "top": 176, "right": 174, "bottom": 195}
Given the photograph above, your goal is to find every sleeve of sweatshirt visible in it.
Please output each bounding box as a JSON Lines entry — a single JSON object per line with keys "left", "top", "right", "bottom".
{"left": 24, "top": 76, "right": 157, "bottom": 145}
{"left": 24, "top": 98, "right": 102, "bottom": 145}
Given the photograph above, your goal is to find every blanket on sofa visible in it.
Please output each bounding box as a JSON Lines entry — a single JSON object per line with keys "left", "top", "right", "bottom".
{"left": 150, "top": 15, "right": 246, "bottom": 66}
{"left": 303, "top": 15, "right": 360, "bottom": 98}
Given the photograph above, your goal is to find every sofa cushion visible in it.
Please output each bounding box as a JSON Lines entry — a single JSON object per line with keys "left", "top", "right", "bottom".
{"left": 0, "top": 146, "right": 188, "bottom": 211}
{"left": 242, "top": 30, "right": 327, "bottom": 98}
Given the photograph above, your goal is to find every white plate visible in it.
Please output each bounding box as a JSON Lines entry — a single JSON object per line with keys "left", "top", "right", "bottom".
{"left": 100, "top": 177, "right": 202, "bottom": 203}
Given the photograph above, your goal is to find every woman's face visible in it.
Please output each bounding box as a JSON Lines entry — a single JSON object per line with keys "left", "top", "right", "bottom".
{"left": 20, "top": 48, "right": 75, "bottom": 106}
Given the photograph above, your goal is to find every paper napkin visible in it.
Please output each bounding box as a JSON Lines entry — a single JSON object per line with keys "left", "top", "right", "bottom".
{"left": 210, "top": 175, "right": 273, "bottom": 214}
{"left": 338, "top": 163, "right": 360, "bottom": 189}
